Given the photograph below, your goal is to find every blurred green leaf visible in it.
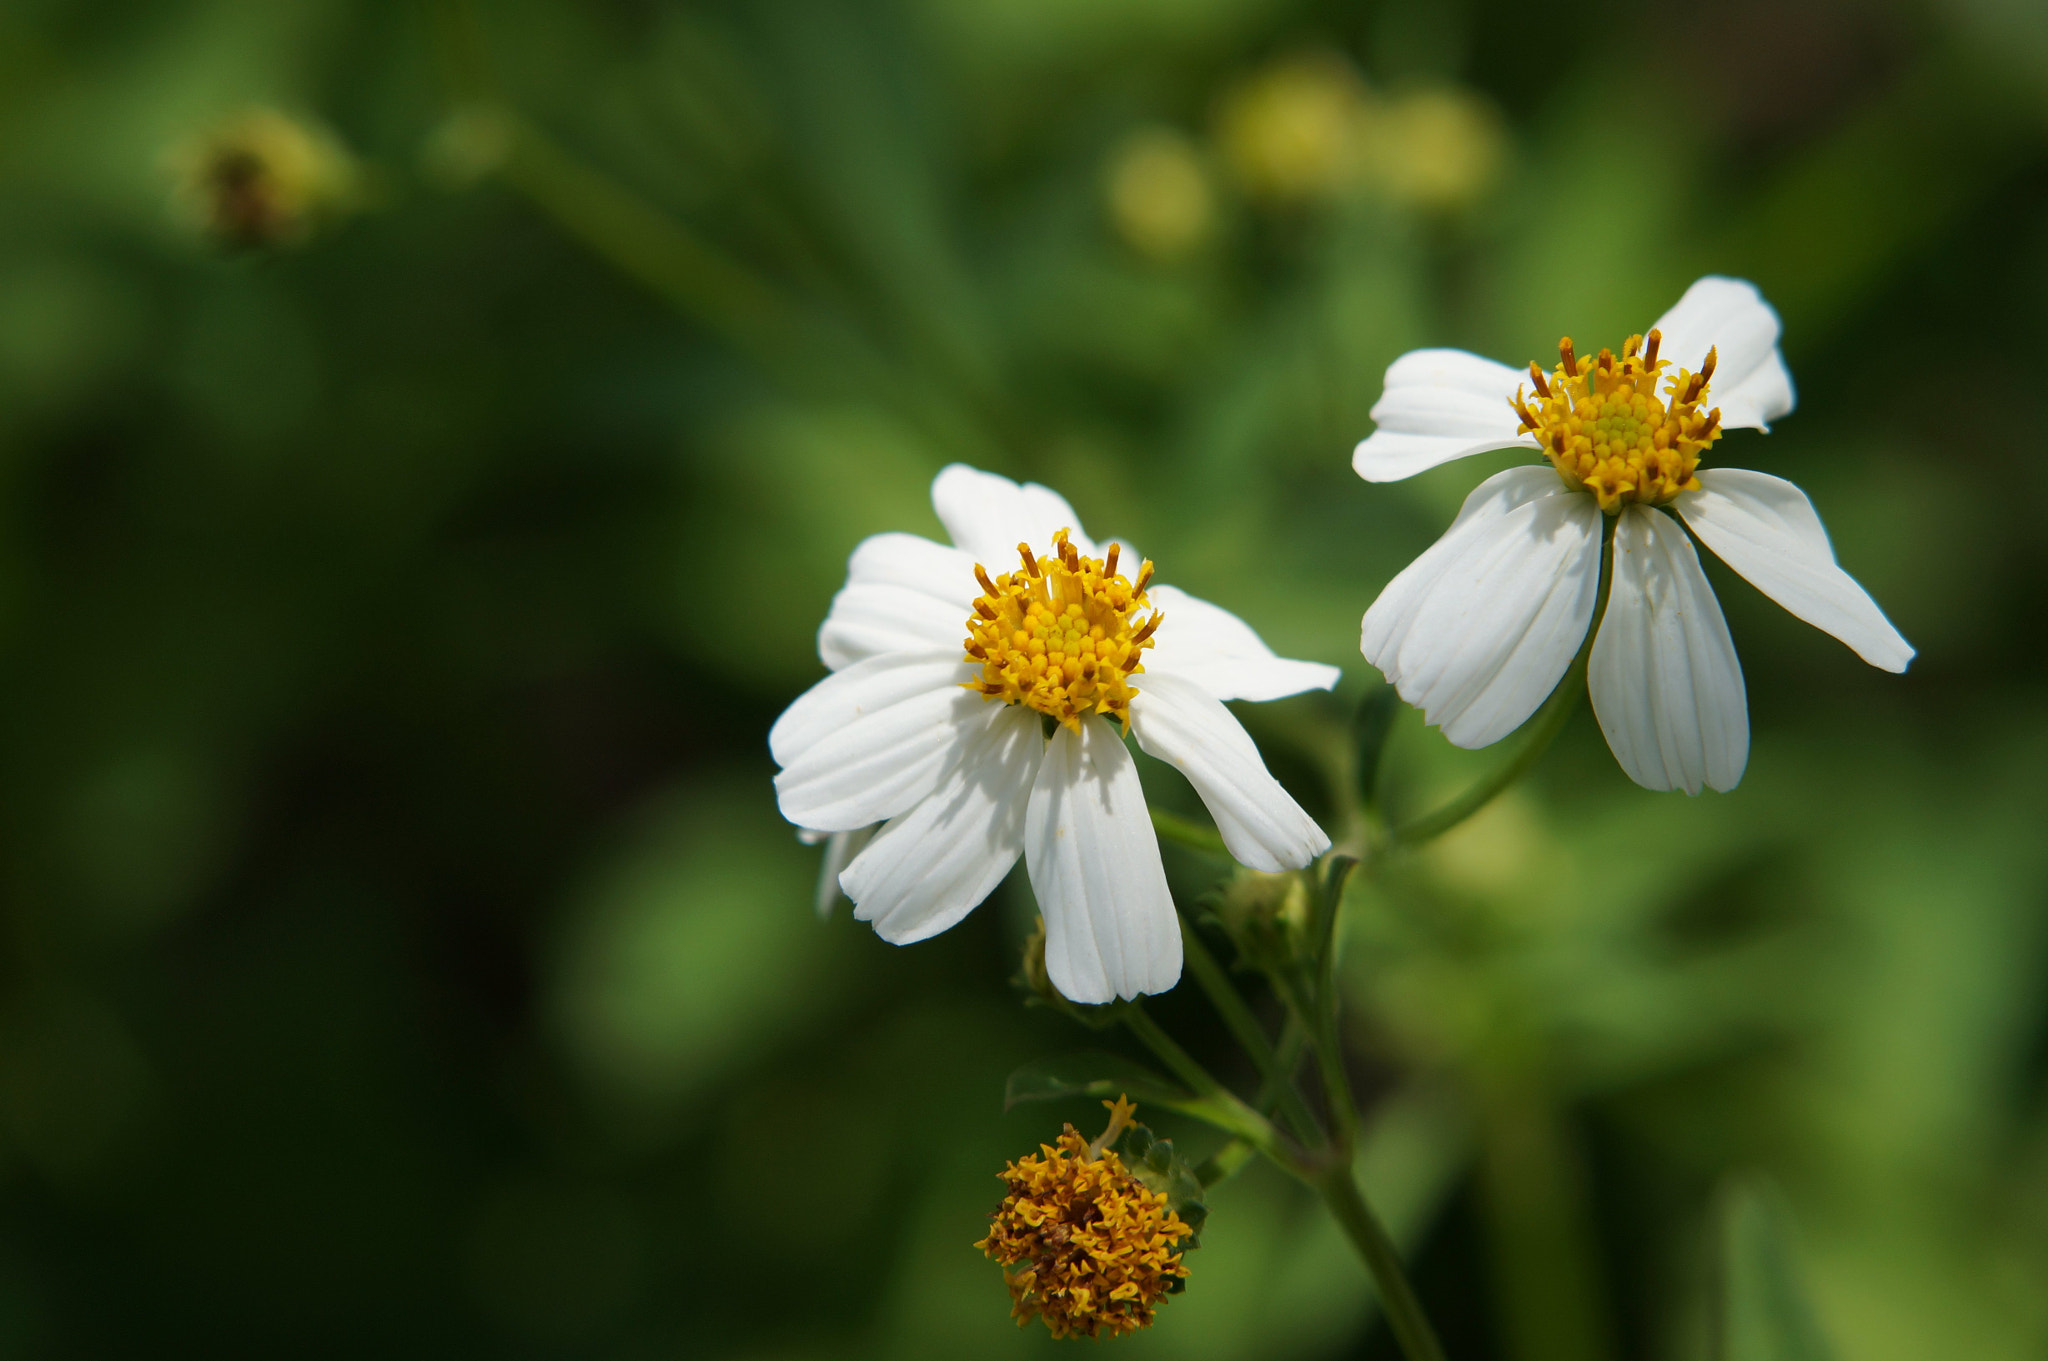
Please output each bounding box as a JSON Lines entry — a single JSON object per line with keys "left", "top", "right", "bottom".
{"left": 1716, "top": 1177, "right": 1839, "bottom": 1361}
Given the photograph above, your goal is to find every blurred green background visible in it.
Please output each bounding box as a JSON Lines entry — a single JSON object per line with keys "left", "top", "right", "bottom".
{"left": 3, "top": 0, "right": 2047, "bottom": 1356}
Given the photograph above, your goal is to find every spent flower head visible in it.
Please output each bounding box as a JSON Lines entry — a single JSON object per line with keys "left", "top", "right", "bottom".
{"left": 168, "top": 108, "right": 359, "bottom": 250}
{"left": 978, "top": 1097, "right": 1195, "bottom": 1340}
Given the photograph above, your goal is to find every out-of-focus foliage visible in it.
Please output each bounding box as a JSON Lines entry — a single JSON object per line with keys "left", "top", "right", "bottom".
{"left": 1, "top": 0, "right": 2045, "bottom": 1357}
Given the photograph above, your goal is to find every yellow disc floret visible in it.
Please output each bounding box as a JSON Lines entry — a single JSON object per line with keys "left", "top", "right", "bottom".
{"left": 977, "top": 1099, "right": 1193, "bottom": 1340}
{"left": 965, "top": 529, "right": 1161, "bottom": 732}
{"left": 1510, "top": 330, "right": 1724, "bottom": 513}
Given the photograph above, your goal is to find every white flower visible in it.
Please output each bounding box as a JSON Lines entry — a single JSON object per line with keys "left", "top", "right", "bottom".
{"left": 1352, "top": 276, "right": 1912, "bottom": 794}
{"left": 772, "top": 465, "right": 1339, "bottom": 1003}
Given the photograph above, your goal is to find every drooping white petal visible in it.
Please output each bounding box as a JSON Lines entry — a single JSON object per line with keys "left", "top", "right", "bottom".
{"left": 771, "top": 651, "right": 988, "bottom": 831}
{"left": 818, "top": 532, "right": 977, "bottom": 669}
{"left": 1648, "top": 277, "right": 1796, "bottom": 432}
{"left": 1354, "top": 348, "right": 1540, "bottom": 483}
{"left": 931, "top": 463, "right": 1097, "bottom": 564}
{"left": 1025, "top": 718, "right": 1181, "bottom": 1005}
{"left": 1590, "top": 505, "right": 1748, "bottom": 794}
{"left": 1361, "top": 467, "right": 1604, "bottom": 749}
{"left": 805, "top": 826, "right": 873, "bottom": 918}
{"left": 839, "top": 705, "right": 1042, "bottom": 944}
{"left": 1130, "top": 672, "right": 1329, "bottom": 873}
{"left": 1675, "top": 470, "right": 1913, "bottom": 673}
{"left": 1142, "top": 585, "right": 1340, "bottom": 702}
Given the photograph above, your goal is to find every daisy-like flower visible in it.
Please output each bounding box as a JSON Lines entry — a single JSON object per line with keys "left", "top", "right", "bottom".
{"left": 1353, "top": 277, "right": 1912, "bottom": 793}
{"left": 771, "top": 465, "right": 1337, "bottom": 1004}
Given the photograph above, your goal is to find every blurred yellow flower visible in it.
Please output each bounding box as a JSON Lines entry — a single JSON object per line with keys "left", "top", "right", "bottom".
{"left": 167, "top": 108, "right": 359, "bottom": 249}
{"left": 1104, "top": 126, "right": 1215, "bottom": 261}
{"left": 1364, "top": 86, "right": 1507, "bottom": 213}
{"left": 1215, "top": 51, "right": 1369, "bottom": 205}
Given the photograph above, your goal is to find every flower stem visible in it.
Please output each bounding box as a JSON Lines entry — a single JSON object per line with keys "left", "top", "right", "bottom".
{"left": 1151, "top": 807, "right": 1229, "bottom": 858}
{"left": 1318, "top": 1163, "right": 1451, "bottom": 1361}
{"left": 1391, "top": 515, "right": 1617, "bottom": 850}
{"left": 1118, "top": 1003, "right": 1291, "bottom": 1160}
{"left": 1175, "top": 910, "right": 1325, "bottom": 1143}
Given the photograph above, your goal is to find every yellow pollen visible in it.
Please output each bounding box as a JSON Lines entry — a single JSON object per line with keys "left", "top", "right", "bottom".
{"left": 1510, "top": 329, "right": 1724, "bottom": 512}
{"left": 977, "top": 1099, "right": 1193, "bottom": 1340}
{"left": 964, "top": 528, "right": 1160, "bottom": 732}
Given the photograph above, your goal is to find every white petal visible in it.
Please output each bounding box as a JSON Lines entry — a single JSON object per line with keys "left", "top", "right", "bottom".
{"left": 931, "top": 463, "right": 1096, "bottom": 564}
{"left": 1354, "top": 348, "right": 1540, "bottom": 482}
{"left": 1648, "top": 276, "right": 1796, "bottom": 432}
{"left": 771, "top": 652, "right": 989, "bottom": 831}
{"left": 1361, "top": 467, "right": 1604, "bottom": 748}
{"left": 810, "top": 826, "right": 873, "bottom": 918}
{"left": 1130, "top": 673, "right": 1329, "bottom": 873}
{"left": 1025, "top": 718, "right": 1181, "bottom": 1005}
{"left": 1142, "top": 585, "right": 1340, "bottom": 701}
{"left": 768, "top": 649, "right": 966, "bottom": 765}
{"left": 1673, "top": 470, "right": 1912, "bottom": 673}
{"left": 1589, "top": 506, "right": 1748, "bottom": 794}
{"left": 818, "top": 532, "right": 977, "bottom": 669}
{"left": 839, "top": 705, "right": 1042, "bottom": 943}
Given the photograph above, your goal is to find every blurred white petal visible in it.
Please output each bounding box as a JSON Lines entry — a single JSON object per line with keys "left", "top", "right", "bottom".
{"left": 1362, "top": 466, "right": 1603, "bottom": 748}
{"left": 840, "top": 705, "right": 1042, "bottom": 943}
{"left": 1676, "top": 469, "right": 1913, "bottom": 673}
{"left": 1354, "top": 348, "right": 1537, "bottom": 482}
{"left": 1130, "top": 672, "right": 1329, "bottom": 872}
{"left": 809, "top": 826, "right": 873, "bottom": 918}
{"left": 1143, "top": 585, "right": 1340, "bottom": 701}
{"left": 1026, "top": 718, "right": 1181, "bottom": 1005}
{"left": 1590, "top": 505, "right": 1748, "bottom": 794}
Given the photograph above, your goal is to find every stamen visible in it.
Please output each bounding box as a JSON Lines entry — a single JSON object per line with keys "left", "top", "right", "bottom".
{"left": 975, "top": 564, "right": 999, "bottom": 596}
{"left": 962, "top": 535, "right": 1160, "bottom": 730}
{"left": 1508, "top": 324, "right": 1723, "bottom": 513}
{"left": 1102, "top": 543, "right": 1120, "bottom": 578}
{"left": 1017, "top": 543, "right": 1038, "bottom": 576}
{"left": 1134, "top": 560, "right": 1154, "bottom": 592}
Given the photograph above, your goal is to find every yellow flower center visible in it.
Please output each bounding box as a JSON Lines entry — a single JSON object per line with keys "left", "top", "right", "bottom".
{"left": 1510, "top": 330, "right": 1724, "bottom": 512}
{"left": 964, "top": 529, "right": 1160, "bottom": 732}
{"left": 976, "top": 1105, "right": 1193, "bottom": 1340}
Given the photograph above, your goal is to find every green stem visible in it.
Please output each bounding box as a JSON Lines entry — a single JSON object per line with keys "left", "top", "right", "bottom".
{"left": 1151, "top": 807, "right": 1228, "bottom": 858}
{"left": 1392, "top": 516, "right": 1617, "bottom": 849}
{"left": 1310, "top": 857, "right": 1362, "bottom": 1155}
{"left": 1119, "top": 1004, "right": 1293, "bottom": 1163}
{"left": 1319, "top": 1164, "right": 1452, "bottom": 1361}
{"left": 1176, "top": 912, "right": 1324, "bottom": 1143}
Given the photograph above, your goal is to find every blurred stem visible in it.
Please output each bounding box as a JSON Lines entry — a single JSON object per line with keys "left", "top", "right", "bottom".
{"left": 1392, "top": 515, "right": 1616, "bottom": 849}
{"left": 1176, "top": 909, "right": 1324, "bottom": 1144}
{"left": 1319, "top": 1165, "right": 1451, "bottom": 1361}
{"left": 1151, "top": 807, "right": 1228, "bottom": 859}
{"left": 1477, "top": 1082, "right": 1615, "bottom": 1361}
{"left": 1257, "top": 1014, "right": 1309, "bottom": 1117}
{"left": 1194, "top": 1137, "right": 1256, "bottom": 1188}
{"left": 496, "top": 118, "right": 800, "bottom": 369}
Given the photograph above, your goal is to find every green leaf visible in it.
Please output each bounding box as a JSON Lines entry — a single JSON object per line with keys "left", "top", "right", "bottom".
{"left": 1002, "top": 1051, "right": 1196, "bottom": 1114}
{"left": 1715, "top": 1177, "right": 1839, "bottom": 1361}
